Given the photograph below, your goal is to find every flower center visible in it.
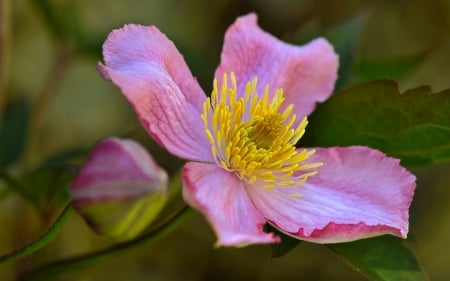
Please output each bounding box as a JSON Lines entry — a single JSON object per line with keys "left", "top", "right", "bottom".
{"left": 201, "top": 73, "right": 321, "bottom": 190}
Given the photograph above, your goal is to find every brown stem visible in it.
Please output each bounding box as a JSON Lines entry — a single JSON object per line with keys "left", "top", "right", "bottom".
{"left": 0, "top": 0, "right": 11, "bottom": 114}
{"left": 25, "top": 47, "right": 73, "bottom": 166}
{"left": 31, "top": 47, "right": 72, "bottom": 137}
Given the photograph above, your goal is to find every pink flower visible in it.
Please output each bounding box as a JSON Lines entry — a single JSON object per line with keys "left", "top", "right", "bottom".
{"left": 70, "top": 138, "right": 168, "bottom": 240}
{"left": 98, "top": 14, "right": 416, "bottom": 247}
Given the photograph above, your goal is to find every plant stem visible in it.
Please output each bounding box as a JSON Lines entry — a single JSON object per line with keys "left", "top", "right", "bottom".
{"left": 24, "top": 47, "right": 72, "bottom": 167}
{"left": 0, "top": 204, "right": 73, "bottom": 264}
{"left": 19, "top": 205, "right": 191, "bottom": 281}
{"left": 30, "top": 48, "right": 72, "bottom": 139}
{"left": 0, "top": 0, "right": 11, "bottom": 114}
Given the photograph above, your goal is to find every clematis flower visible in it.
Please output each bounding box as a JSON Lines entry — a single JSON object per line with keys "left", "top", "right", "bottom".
{"left": 70, "top": 137, "right": 168, "bottom": 240}
{"left": 98, "top": 14, "right": 416, "bottom": 247}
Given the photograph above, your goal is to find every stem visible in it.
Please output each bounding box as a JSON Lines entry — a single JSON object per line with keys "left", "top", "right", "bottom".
{"left": 0, "top": 0, "right": 11, "bottom": 114}
{"left": 25, "top": 47, "right": 72, "bottom": 167}
{"left": 19, "top": 205, "right": 191, "bottom": 281}
{"left": 30, "top": 48, "right": 72, "bottom": 137}
{"left": 0, "top": 204, "right": 73, "bottom": 264}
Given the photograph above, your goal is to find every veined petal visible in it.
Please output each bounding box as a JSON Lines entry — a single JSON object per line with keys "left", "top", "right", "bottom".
{"left": 99, "top": 24, "right": 212, "bottom": 162}
{"left": 182, "top": 162, "right": 280, "bottom": 247}
{"left": 70, "top": 138, "right": 168, "bottom": 240}
{"left": 215, "top": 13, "right": 339, "bottom": 118}
{"left": 71, "top": 138, "right": 167, "bottom": 199}
{"left": 246, "top": 146, "right": 416, "bottom": 243}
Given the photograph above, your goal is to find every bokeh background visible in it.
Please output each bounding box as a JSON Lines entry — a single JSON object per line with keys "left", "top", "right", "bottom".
{"left": 1, "top": 0, "right": 449, "bottom": 280}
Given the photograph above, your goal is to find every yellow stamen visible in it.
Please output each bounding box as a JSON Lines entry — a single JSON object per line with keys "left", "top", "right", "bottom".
{"left": 202, "top": 73, "right": 321, "bottom": 190}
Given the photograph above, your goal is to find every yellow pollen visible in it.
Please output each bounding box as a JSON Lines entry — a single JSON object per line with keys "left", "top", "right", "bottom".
{"left": 201, "top": 72, "right": 321, "bottom": 190}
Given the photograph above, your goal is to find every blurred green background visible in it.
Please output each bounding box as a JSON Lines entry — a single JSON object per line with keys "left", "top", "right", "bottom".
{"left": 1, "top": 0, "right": 450, "bottom": 280}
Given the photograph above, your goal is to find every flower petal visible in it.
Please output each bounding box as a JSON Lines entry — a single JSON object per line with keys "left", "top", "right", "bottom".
{"left": 182, "top": 162, "right": 280, "bottom": 247}
{"left": 70, "top": 137, "right": 168, "bottom": 240}
{"left": 246, "top": 146, "right": 416, "bottom": 243}
{"left": 98, "top": 24, "right": 212, "bottom": 161}
{"left": 215, "top": 13, "right": 339, "bottom": 118}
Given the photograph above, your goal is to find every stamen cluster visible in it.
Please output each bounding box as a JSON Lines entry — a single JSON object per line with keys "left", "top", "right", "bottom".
{"left": 202, "top": 73, "right": 320, "bottom": 190}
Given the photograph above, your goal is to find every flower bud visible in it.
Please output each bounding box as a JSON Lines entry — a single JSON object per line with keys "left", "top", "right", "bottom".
{"left": 70, "top": 137, "right": 168, "bottom": 240}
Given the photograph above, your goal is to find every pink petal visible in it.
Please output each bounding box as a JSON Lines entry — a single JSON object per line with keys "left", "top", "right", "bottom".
{"left": 246, "top": 146, "right": 416, "bottom": 243}
{"left": 70, "top": 137, "right": 168, "bottom": 239}
{"left": 98, "top": 24, "right": 212, "bottom": 162}
{"left": 182, "top": 162, "right": 280, "bottom": 247}
{"left": 70, "top": 137, "right": 167, "bottom": 202}
{"left": 215, "top": 13, "right": 339, "bottom": 118}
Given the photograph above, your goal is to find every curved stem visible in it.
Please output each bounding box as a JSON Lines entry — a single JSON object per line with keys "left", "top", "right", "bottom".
{"left": 19, "top": 205, "right": 191, "bottom": 281}
{"left": 0, "top": 204, "right": 73, "bottom": 264}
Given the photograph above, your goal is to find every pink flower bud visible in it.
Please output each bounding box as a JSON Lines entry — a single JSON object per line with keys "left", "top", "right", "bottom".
{"left": 70, "top": 137, "right": 168, "bottom": 240}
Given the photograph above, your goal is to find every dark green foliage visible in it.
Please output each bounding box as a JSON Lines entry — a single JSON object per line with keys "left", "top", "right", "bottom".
{"left": 329, "top": 236, "right": 427, "bottom": 281}
{"left": 304, "top": 80, "right": 450, "bottom": 167}
{"left": 0, "top": 99, "right": 29, "bottom": 169}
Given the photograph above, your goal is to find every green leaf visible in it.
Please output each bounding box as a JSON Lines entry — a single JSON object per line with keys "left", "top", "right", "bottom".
{"left": 324, "top": 15, "right": 365, "bottom": 90}
{"left": 21, "top": 167, "right": 72, "bottom": 206}
{"left": 304, "top": 80, "right": 450, "bottom": 167}
{"left": 39, "top": 147, "right": 89, "bottom": 168}
{"left": 32, "top": 0, "right": 102, "bottom": 57}
{"left": 0, "top": 99, "right": 29, "bottom": 169}
{"left": 32, "top": 0, "right": 64, "bottom": 38}
{"left": 328, "top": 236, "right": 427, "bottom": 281}
{"left": 18, "top": 147, "right": 87, "bottom": 206}
{"left": 265, "top": 224, "right": 301, "bottom": 258}
{"left": 287, "top": 14, "right": 365, "bottom": 91}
